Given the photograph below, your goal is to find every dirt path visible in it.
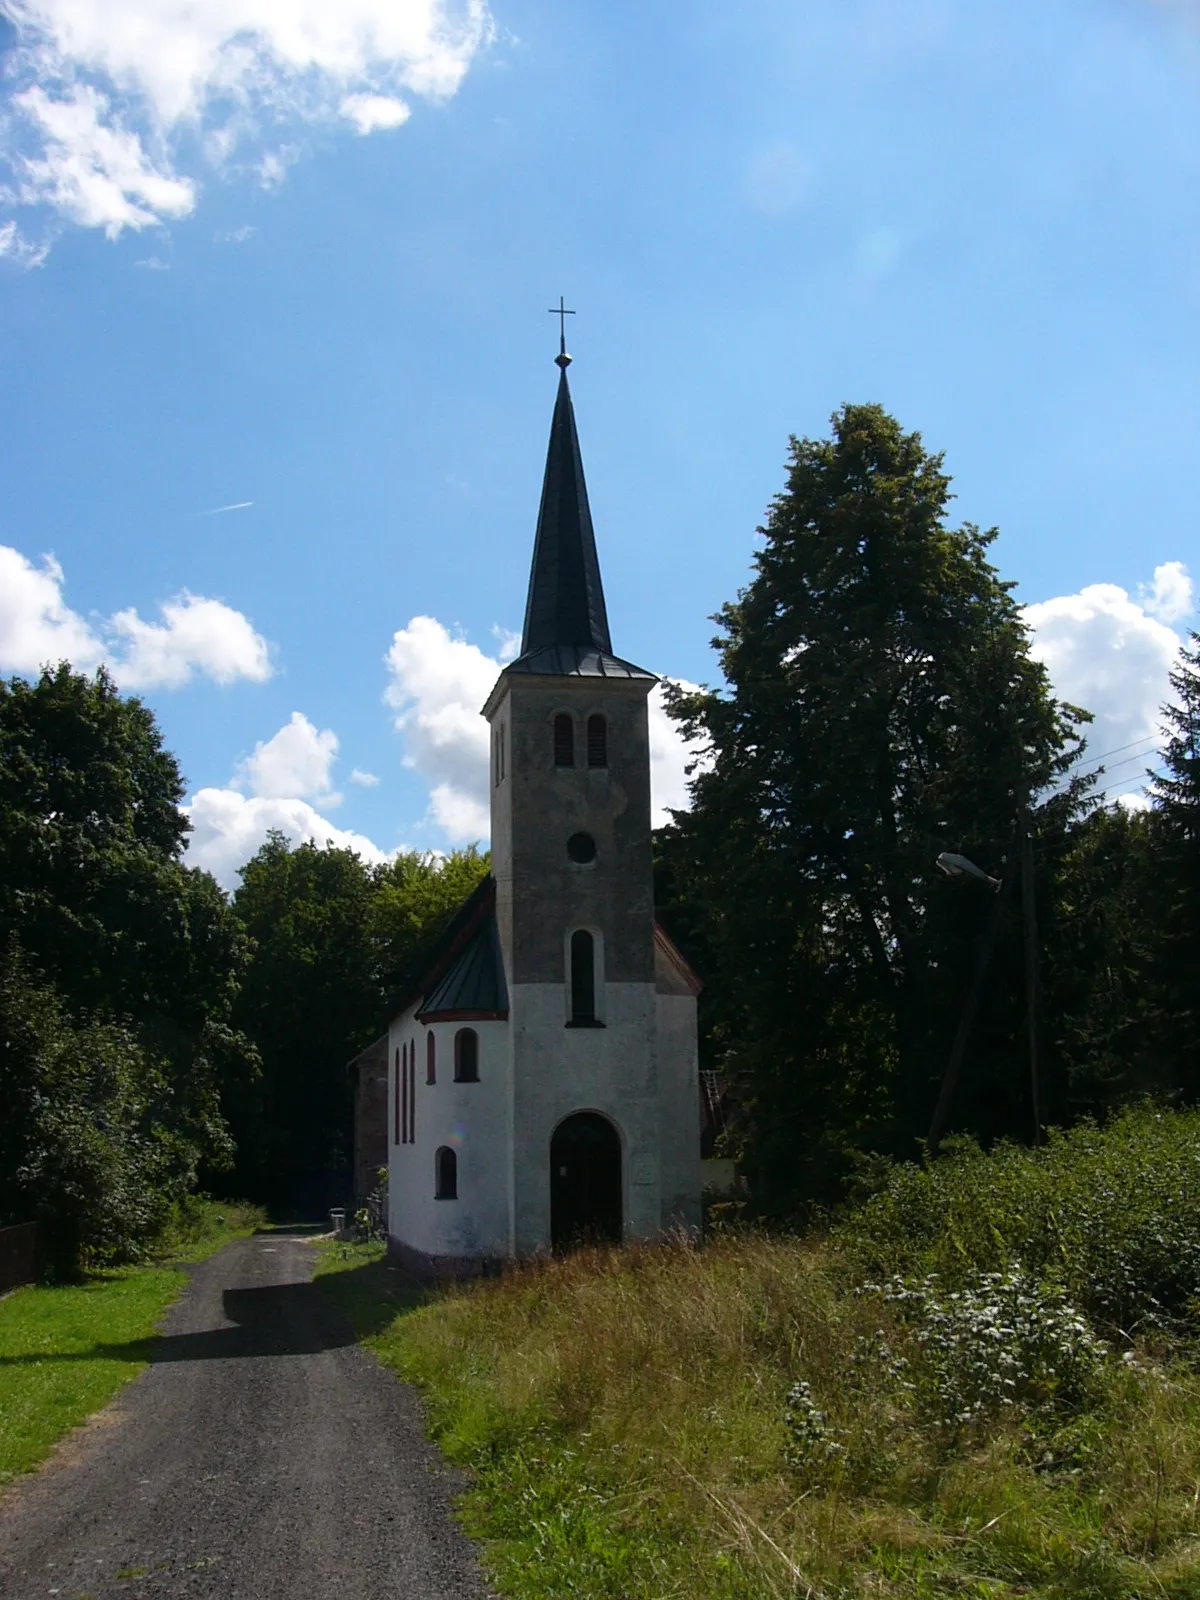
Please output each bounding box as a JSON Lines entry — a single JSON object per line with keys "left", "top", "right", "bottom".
{"left": 0, "top": 1230, "right": 493, "bottom": 1599}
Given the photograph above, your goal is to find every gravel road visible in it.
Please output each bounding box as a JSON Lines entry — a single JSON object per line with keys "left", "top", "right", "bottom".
{"left": 0, "top": 1230, "right": 495, "bottom": 1600}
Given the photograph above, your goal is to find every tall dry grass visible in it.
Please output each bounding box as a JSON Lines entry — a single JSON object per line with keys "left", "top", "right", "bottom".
{"left": 359, "top": 1210, "right": 1200, "bottom": 1599}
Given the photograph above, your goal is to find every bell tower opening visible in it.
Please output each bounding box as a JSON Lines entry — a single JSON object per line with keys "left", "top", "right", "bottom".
{"left": 550, "top": 1111, "right": 622, "bottom": 1251}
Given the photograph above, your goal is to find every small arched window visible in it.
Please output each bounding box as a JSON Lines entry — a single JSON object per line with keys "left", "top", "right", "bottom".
{"left": 435, "top": 1146, "right": 457, "bottom": 1200}
{"left": 454, "top": 1027, "right": 479, "bottom": 1082}
{"left": 587, "top": 714, "right": 607, "bottom": 768}
{"left": 394, "top": 1047, "right": 401, "bottom": 1145}
{"left": 570, "top": 930, "right": 596, "bottom": 1024}
{"left": 426, "top": 1031, "right": 436, "bottom": 1084}
{"left": 554, "top": 713, "right": 574, "bottom": 767}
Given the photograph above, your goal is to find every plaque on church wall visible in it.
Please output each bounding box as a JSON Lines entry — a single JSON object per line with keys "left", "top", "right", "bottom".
{"left": 631, "top": 1155, "right": 657, "bottom": 1186}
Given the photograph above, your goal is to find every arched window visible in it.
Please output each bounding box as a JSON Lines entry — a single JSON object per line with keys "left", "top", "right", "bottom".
{"left": 435, "top": 1146, "right": 457, "bottom": 1200}
{"left": 570, "top": 930, "right": 596, "bottom": 1024}
{"left": 553, "top": 713, "right": 574, "bottom": 767}
{"left": 426, "top": 1031, "right": 436, "bottom": 1084}
{"left": 394, "top": 1047, "right": 401, "bottom": 1145}
{"left": 587, "top": 714, "right": 607, "bottom": 768}
{"left": 454, "top": 1027, "right": 479, "bottom": 1082}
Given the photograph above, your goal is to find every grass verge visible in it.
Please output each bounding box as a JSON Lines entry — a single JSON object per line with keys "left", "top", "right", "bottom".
{"left": 315, "top": 1109, "right": 1200, "bottom": 1600}
{"left": 0, "top": 1198, "right": 266, "bottom": 1490}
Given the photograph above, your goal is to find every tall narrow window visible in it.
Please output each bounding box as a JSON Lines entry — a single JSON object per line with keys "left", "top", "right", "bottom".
{"left": 394, "top": 1048, "right": 401, "bottom": 1145}
{"left": 554, "top": 713, "right": 574, "bottom": 767}
{"left": 409, "top": 1046, "right": 416, "bottom": 1143}
{"left": 493, "top": 729, "right": 500, "bottom": 787}
{"left": 570, "top": 930, "right": 596, "bottom": 1024}
{"left": 401, "top": 1042, "right": 409, "bottom": 1144}
{"left": 587, "top": 714, "right": 607, "bottom": 768}
{"left": 454, "top": 1028, "right": 479, "bottom": 1082}
{"left": 499, "top": 723, "right": 506, "bottom": 781}
{"left": 426, "top": 1031, "right": 437, "bottom": 1084}
{"left": 435, "top": 1146, "right": 457, "bottom": 1200}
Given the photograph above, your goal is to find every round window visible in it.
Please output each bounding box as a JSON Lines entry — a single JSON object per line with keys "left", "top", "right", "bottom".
{"left": 567, "top": 832, "right": 597, "bottom": 864}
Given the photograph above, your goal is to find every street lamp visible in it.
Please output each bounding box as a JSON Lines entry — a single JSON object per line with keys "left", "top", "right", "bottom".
{"left": 936, "top": 851, "right": 1001, "bottom": 891}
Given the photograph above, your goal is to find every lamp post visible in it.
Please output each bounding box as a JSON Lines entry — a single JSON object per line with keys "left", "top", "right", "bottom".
{"left": 927, "top": 813, "right": 1044, "bottom": 1156}
{"left": 927, "top": 849, "right": 1012, "bottom": 1157}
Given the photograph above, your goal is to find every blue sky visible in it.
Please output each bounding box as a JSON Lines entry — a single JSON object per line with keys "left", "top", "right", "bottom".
{"left": 1, "top": 0, "right": 1197, "bottom": 884}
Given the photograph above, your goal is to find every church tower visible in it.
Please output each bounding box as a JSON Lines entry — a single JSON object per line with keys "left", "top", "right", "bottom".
{"left": 385, "top": 338, "right": 700, "bottom": 1272}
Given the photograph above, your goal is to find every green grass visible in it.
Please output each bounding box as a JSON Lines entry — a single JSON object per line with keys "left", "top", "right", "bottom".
{"left": 314, "top": 1110, "right": 1200, "bottom": 1600}
{"left": 0, "top": 1199, "right": 266, "bottom": 1489}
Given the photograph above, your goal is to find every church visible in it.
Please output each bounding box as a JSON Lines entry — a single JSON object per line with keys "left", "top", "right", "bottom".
{"left": 384, "top": 336, "right": 702, "bottom": 1275}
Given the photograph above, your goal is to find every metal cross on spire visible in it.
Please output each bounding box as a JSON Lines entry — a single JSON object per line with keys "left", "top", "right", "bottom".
{"left": 548, "top": 296, "right": 575, "bottom": 368}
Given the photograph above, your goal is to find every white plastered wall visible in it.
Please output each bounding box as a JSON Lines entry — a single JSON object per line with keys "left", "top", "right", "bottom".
{"left": 509, "top": 978, "right": 662, "bottom": 1255}
{"left": 656, "top": 991, "right": 702, "bottom": 1231}
{"left": 387, "top": 1006, "right": 513, "bottom": 1262}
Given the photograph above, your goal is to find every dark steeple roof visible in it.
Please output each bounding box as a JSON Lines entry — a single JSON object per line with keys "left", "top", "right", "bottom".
{"left": 520, "top": 364, "right": 612, "bottom": 656}
{"left": 502, "top": 358, "right": 655, "bottom": 686}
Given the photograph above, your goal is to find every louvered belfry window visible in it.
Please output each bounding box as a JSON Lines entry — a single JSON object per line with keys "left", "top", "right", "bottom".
{"left": 587, "top": 715, "right": 607, "bottom": 768}
{"left": 554, "top": 713, "right": 574, "bottom": 767}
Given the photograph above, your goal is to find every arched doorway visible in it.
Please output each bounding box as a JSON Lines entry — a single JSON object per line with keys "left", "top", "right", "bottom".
{"left": 550, "top": 1112, "right": 622, "bottom": 1252}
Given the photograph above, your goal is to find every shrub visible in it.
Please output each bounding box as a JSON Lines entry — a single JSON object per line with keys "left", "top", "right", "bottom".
{"left": 860, "top": 1267, "right": 1108, "bottom": 1437}
{"left": 842, "top": 1104, "right": 1200, "bottom": 1332}
{"left": 0, "top": 950, "right": 214, "bottom": 1274}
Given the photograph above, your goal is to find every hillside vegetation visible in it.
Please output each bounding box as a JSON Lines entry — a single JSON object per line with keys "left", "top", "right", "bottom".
{"left": 323, "top": 1105, "right": 1200, "bottom": 1600}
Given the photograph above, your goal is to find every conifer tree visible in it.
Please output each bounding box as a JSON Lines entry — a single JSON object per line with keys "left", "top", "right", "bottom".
{"left": 1147, "top": 632, "right": 1200, "bottom": 1090}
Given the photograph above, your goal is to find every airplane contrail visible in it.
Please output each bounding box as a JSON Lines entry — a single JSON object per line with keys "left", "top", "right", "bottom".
{"left": 199, "top": 500, "right": 254, "bottom": 517}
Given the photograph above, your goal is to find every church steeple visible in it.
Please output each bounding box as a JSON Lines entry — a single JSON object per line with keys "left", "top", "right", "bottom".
{"left": 519, "top": 361, "right": 613, "bottom": 657}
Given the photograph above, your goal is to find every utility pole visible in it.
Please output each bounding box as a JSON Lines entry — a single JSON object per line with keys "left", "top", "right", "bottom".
{"left": 1019, "top": 799, "right": 1043, "bottom": 1144}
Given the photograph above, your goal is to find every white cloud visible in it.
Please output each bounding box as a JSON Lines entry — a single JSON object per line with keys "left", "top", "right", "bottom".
{"left": 0, "top": 218, "right": 50, "bottom": 267}
{"left": 1025, "top": 563, "right": 1193, "bottom": 798}
{"left": 350, "top": 767, "right": 380, "bottom": 787}
{"left": 384, "top": 615, "right": 496, "bottom": 841}
{"left": 383, "top": 614, "right": 706, "bottom": 842}
{"left": 648, "top": 680, "right": 707, "bottom": 827}
{"left": 0, "top": 547, "right": 104, "bottom": 673}
{"left": 3, "top": 0, "right": 491, "bottom": 242}
{"left": 236, "top": 710, "right": 340, "bottom": 804}
{"left": 1139, "top": 560, "right": 1194, "bottom": 624}
{"left": 110, "top": 592, "right": 272, "bottom": 688}
{"left": 0, "top": 544, "right": 273, "bottom": 690}
{"left": 15, "top": 84, "right": 196, "bottom": 237}
{"left": 340, "top": 92, "right": 410, "bottom": 133}
{"left": 185, "top": 787, "right": 390, "bottom": 889}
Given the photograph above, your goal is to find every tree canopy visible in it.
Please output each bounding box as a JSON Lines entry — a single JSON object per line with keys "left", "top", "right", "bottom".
{"left": 658, "top": 405, "right": 1091, "bottom": 1207}
{"left": 0, "top": 666, "right": 255, "bottom": 1267}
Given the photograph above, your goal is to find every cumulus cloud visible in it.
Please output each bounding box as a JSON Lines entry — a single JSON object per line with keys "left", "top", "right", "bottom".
{"left": 1139, "top": 560, "right": 1194, "bottom": 624}
{"left": 350, "top": 767, "right": 380, "bottom": 787}
{"left": 2, "top": 0, "right": 491, "bottom": 243}
{"left": 340, "top": 93, "right": 411, "bottom": 133}
{"left": 1024, "top": 562, "right": 1194, "bottom": 797}
{"left": 186, "top": 787, "right": 390, "bottom": 889}
{"left": 383, "top": 614, "right": 706, "bottom": 843}
{"left": 15, "top": 83, "right": 196, "bottom": 237}
{"left": 235, "top": 710, "right": 340, "bottom": 804}
{"left": 384, "top": 615, "right": 495, "bottom": 841}
{"left": 0, "top": 543, "right": 272, "bottom": 690}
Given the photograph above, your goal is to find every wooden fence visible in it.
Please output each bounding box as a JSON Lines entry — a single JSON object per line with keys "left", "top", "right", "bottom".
{"left": 0, "top": 1223, "right": 39, "bottom": 1293}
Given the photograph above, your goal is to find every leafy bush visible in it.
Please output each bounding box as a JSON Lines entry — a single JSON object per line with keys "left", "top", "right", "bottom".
{"left": 842, "top": 1104, "right": 1200, "bottom": 1332}
{"left": 0, "top": 949, "right": 223, "bottom": 1274}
